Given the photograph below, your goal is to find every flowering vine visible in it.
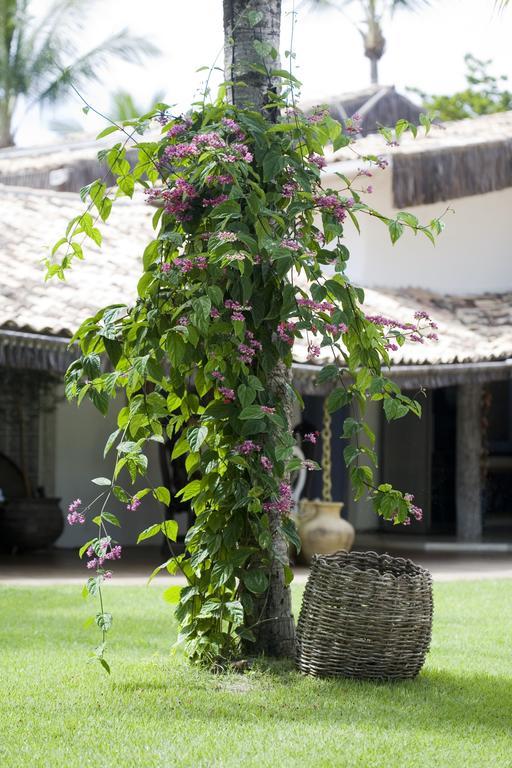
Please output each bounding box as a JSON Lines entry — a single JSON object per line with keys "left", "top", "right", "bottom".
{"left": 48, "top": 79, "right": 443, "bottom": 668}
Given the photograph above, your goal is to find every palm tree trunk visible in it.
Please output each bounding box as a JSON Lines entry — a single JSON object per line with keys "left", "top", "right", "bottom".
{"left": 223, "top": 0, "right": 296, "bottom": 659}
{"left": 0, "top": 106, "right": 14, "bottom": 148}
{"left": 370, "top": 57, "right": 379, "bottom": 85}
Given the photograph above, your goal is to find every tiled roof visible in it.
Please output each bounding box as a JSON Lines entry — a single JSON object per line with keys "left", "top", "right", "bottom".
{"left": 293, "top": 287, "right": 512, "bottom": 367}
{"left": 0, "top": 185, "right": 153, "bottom": 337}
{"left": 1, "top": 185, "right": 511, "bottom": 368}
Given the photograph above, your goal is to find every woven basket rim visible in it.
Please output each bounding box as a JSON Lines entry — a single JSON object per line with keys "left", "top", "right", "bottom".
{"left": 310, "top": 549, "right": 432, "bottom": 585}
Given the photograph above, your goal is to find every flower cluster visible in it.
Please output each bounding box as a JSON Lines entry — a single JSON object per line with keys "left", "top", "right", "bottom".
{"left": 86, "top": 538, "right": 122, "bottom": 570}
{"left": 313, "top": 193, "right": 352, "bottom": 224}
{"left": 308, "top": 153, "right": 327, "bottom": 170}
{"left": 173, "top": 255, "right": 208, "bottom": 273}
{"left": 238, "top": 330, "right": 262, "bottom": 364}
{"left": 325, "top": 322, "right": 348, "bottom": 337}
{"left": 297, "top": 297, "right": 335, "bottom": 314}
{"left": 236, "top": 440, "right": 261, "bottom": 455}
{"left": 260, "top": 456, "right": 273, "bottom": 473}
{"left": 403, "top": 494, "right": 423, "bottom": 526}
{"left": 263, "top": 482, "right": 292, "bottom": 516}
{"left": 67, "top": 499, "right": 84, "bottom": 525}
{"left": 127, "top": 497, "right": 141, "bottom": 512}
{"left": 218, "top": 387, "right": 236, "bottom": 402}
{"left": 277, "top": 321, "right": 296, "bottom": 345}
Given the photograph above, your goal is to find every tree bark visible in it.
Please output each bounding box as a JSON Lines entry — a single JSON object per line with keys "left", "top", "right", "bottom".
{"left": 223, "top": 0, "right": 296, "bottom": 658}
{"left": 223, "top": 0, "right": 282, "bottom": 111}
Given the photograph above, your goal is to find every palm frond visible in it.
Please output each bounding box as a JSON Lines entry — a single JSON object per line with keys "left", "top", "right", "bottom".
{"left": 33, "top": 29, "right": 159, "bottom": 104}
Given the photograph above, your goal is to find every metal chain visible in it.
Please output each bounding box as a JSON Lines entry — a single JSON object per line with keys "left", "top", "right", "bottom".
{"left": 322, "top": 397, "right": 332, "bottom": 502}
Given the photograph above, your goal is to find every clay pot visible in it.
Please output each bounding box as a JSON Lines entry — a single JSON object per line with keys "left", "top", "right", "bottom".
{"left": 298, "top": 499, "right": 355, "bottom": 565}
{"left": 0, "top": 498, "right": 63, "bottom": 551}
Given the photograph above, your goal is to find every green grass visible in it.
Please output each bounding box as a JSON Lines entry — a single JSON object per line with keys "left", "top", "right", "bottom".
{"left": 0, "top": 581, "right": 511, "bottom": 768}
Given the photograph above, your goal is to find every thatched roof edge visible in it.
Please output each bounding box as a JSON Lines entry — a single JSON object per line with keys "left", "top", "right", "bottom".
{"left": 393, "top": 136, "right": 512, "bottom": 207}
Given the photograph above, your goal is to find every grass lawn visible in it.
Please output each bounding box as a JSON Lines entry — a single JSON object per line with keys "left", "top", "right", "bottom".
{"left": 0, "top": 580, "right": 511, "bottom": 768}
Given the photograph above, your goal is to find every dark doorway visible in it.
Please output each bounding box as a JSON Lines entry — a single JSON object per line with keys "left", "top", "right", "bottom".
{"left": 430, "top": 386, "right": 456, "bottom": 534}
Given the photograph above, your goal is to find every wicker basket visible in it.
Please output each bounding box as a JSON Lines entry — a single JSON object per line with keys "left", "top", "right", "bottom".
{"left": 296, "top": 550, "right": 433, "bottom": 680}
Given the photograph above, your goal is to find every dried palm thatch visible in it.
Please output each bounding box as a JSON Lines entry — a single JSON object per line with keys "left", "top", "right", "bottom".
{"left": 393, "top": 136, "right": 512, "bottom": 208}
{"left": 330, "top": 111, "right": 512, "bottom": 207}
{"left": 296, "top": 550, "right": 433, "bottom": 680}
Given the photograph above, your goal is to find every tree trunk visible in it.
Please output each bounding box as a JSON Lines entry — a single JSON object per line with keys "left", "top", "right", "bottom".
{"left": 369, "top": 57, "right": 378, "bottom": 85}
{"left": 0, "top": 108, "right": 14, "bottom": 148}
{"left": 223, "top": 0, "right": 282, "bottom": 111}
{"left": 223, "top": 0, "right": 296, "bottom": 659}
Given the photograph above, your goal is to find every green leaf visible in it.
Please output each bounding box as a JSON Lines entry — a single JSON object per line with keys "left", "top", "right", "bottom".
{"left": 388, "top": 220, "right": 404, "bottom": 244}
{"left": 153, "top": 486, "right": 171, "bottom": 506}
{"left": 242, "top": 569, "right": 268, "bottom": 594}
{"left": 176, "top": 480, "right": 201, "bottom": 501}
{"left": 239, "top": 405, "right": 264, "bottom": 420}
{"left": 99, "top": 658, "right": 111, "bottom": 674}
{"left": 188, "top": 426, "right": 208, "bottom": 452}
{"left": 161, "top": 519, "right": 179, "bottom": 541}
{"left": 96, "top": 125, "right": 119, "bottom": 139}
{"left": 237, "top": 384, "right": 256, "bottom": 409}
{"left": 79, "top": 538, "right": 95, "bottom": 559}
{"left": 92, "top": 477, "right": 111, "bottom": 486}
{"left": 102, "top": 511, "right": 121, "bottom": 528}
{"left": 327, "top": 388, "right": 351, "bottom": 414}
{"left": 96, "top": 612, "right": 113, "bottom": 631}
{"left": 247, "top": 9, "right": 263, "bottom": 26}
{"left": 281, "top": 517, "right": 301, "bottom": 552}
{"left": 163, "top": 585, "right": 182, "bottom": 604}
{"left": 137, "top": 524, "right": 162, "bottom": 544}
{"left": 316, "top": 364, "right": 339, "bottom": 385}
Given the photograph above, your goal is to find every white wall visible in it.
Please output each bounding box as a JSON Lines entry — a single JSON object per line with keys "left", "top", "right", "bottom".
{"left": 327, "top": 164, "right": 512, "bottom": 295}
{"left": 54, "top": 390, "right": 166, "bottom": 548}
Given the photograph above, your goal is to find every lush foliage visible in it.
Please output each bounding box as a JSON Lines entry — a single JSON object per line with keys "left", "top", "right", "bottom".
{"left": 0, "top": 0, "right": 158, "bottom": 147}
{"left": 1, "top": 581, "right": 511, "bottom": 767}
{"left": 409, "top": 54, "right": 512, "bottom": 122}
{"left": 49, "top": 75, "right": 441, "bottom": 667}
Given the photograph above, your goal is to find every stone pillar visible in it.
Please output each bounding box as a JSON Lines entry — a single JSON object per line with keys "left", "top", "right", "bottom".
{"left": 456, "top": 382, "right": 482, "bottom": 541}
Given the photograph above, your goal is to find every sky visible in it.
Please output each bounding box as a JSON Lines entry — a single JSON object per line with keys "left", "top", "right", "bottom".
{"left": 16, "top": 0, "right": 512, "bottom": 146}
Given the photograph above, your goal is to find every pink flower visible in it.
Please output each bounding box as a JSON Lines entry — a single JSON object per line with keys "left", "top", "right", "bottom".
{"left": 260, "top": 456, "right": 273, "bottom": 473}
{"left": 218, "top": 387, "right": 235, "bottom": 402}
{"left": 211, "top": 370, "right": 224, "bottom": 381}
{"left": 307, "top": 343, "right": 321, "bottom": 359}
{"left": 309, "top": 153, "right": 327, "bottom": 170}
{"left": 210, "top": 308, "right": 220, "bottom": 319}
{"left": 277, "top": 321, "right": 296, "bottom": 346}
{"left": 127, "top": 497, "right": 141, "bottom": 512}
{"left": 260, "top": 406, "right": 275, "bottom": 415}
{"left": 236, "top": 440, "right": 261, "bottom": 455}
{"left": 203, "top": 194, "right": 229, "bottom": 207}
{"left": 218, "top": 231, "right": 237, "bottom": 242}
{"left": 67, "top": 499, "right": 84, "bottom": 525}
{"left": 280, "top": 238, "right": 301, "bottom": 251}
{"left": 263, "top": 482, "right": 292, "bottom": 516}
{"left": 238, "top": 343, "right": 255, "bottom": 364}
{"left": 304, "top": 431, "right": 319, "bottom": 445}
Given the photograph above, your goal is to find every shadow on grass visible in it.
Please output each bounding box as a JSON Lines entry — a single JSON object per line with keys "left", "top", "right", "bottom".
{"left": 114, "top": 663, "right": 512, "bottom": 739}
